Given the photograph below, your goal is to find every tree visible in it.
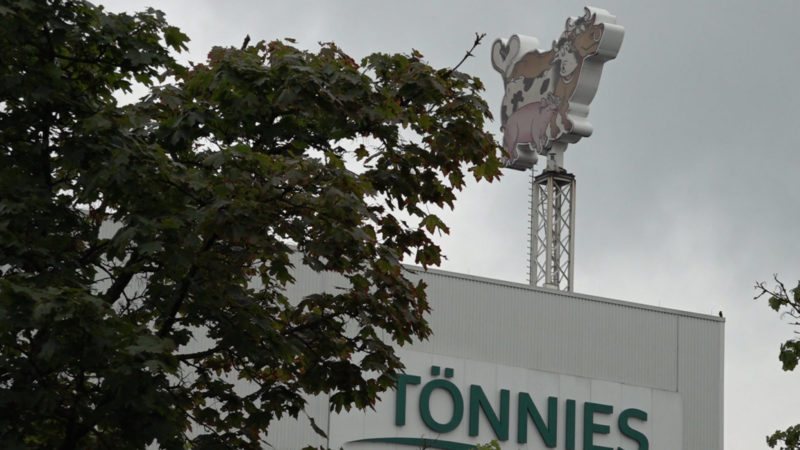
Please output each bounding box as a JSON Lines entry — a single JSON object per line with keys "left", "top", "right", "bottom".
{"left": 756, "top": 277, "right": 800, "bottom": 449}
{"left": 0, "top": 1, "right": 502, "bottom": 448}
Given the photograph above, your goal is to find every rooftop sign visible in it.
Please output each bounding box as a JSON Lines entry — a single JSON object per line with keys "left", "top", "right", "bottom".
{"left": 329, "top": 350, "right": 682, "bottom": 449}
{"left": 491, "top": 7, "right": 624, "bottom": 170}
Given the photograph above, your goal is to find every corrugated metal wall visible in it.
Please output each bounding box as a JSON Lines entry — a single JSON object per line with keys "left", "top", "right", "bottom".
{"left": 273, "top": 261, "right": 724, "bottom": 449}
{"left": 408, "top": 267, "right": 724, "bottom": 450}
{"left": 678, "top": 315, "right": 725, "bottom": 449}
{"left": 410, "top": 269, "right": 680, "bottom": 391}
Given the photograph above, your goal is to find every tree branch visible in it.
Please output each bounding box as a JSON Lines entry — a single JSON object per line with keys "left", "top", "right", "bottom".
{"left": 157, "top": 233, "right": 217, "bottom": 337}
{"left": 442, "top": 32, "right": 485, "bottom": 79}
{"left": 101, "top": 250, "right": 141, "bottom": 305}
{"left": 175, "top": 346, "right": 221, "bottom": 361}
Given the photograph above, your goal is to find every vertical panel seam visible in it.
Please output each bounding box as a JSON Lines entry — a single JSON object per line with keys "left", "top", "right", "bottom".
{"left": 676, "top": 317, "right": 680, "bottom": 392}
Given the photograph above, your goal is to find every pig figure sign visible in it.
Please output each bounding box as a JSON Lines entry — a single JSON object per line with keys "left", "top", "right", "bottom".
{"left": 492, "top": 7, "right": 624, "bottom": 170}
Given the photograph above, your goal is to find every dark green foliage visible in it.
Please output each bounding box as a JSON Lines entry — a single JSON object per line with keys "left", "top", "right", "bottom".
{"left": 768, "top": 425, "right": 800, "bottom": 450}
{"left": 0, "top": 1, "right": 502, "bottom": 448}
{"left": 756, "top": 278, "right": 800, "bottom": 449}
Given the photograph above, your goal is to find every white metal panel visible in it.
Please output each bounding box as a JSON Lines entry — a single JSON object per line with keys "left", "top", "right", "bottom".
{"left": 410, "top": 269, "right": 680, "bottom": 392}
{"left": 678, "top": 315, "right": 725, "bottom": 450}
{"left": 650, "top": 388, "right": 683, "bottom": 450}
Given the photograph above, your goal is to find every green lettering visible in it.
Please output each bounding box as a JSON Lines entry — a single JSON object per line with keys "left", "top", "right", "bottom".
{"left": 394, "top": 373, "right": 420, "bottom": 426}
{"left": 565, "top": 399, "right": 576, "bottom": 450}
{"left": 618, "top": 408, "right": 649, "bottom": 450}
{"left": 517, "top": 394, "right": 557, "bottom": 446}
{"left": 468, "top": 385, "right": 509, "bottom": 440}
{"left": 419, "top": 379, "right": 463, "bottom": 433}
{"left": 583, "top": 402, "right": 613, "bottom": 450}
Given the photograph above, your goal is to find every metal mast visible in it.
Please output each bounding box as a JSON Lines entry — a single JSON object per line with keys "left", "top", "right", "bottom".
{"left": 530, "top": 146, "right": 575, "bottom": 291}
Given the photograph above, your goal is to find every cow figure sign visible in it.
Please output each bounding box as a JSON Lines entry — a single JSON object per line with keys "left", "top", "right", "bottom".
{"left": 491, "top": 7, "right": 624, "bottom": 170}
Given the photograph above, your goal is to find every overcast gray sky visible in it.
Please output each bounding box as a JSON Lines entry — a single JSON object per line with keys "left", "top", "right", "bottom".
{"left": 102, "top": 1, "right": 800, "bottom": 448}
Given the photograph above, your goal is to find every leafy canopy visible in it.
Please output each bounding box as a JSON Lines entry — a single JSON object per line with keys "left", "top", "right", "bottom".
{"left": 0, "top": 1, "right": 502, "bottom": 449}
{"left": 756, "top": 278, "right": 800, "bottom": 449}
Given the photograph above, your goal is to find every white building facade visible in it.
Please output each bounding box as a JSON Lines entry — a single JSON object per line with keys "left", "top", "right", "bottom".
{"left": 266, "top": 263, "right": 724, "bottom": 450}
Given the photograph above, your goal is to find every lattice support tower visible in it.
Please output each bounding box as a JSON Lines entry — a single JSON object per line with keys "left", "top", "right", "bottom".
{"left": 530, "top": 168, "right": 575, "bottom": 291}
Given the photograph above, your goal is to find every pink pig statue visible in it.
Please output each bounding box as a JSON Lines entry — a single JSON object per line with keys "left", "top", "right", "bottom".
{"left": 502, "top": 94, "right": 560, "bottom": 169}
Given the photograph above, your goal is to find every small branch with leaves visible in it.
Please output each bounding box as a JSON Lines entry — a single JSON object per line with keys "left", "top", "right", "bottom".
{"left": 756, "top": 275, "right": 800, "bottom": 325}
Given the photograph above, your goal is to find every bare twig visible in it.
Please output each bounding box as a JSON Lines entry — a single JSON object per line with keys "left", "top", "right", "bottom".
{"left": 304, "top": 409, "right": 328, "bottom": 439}
{"left": 443, "top": 32, "right": 486, "bottom": 78}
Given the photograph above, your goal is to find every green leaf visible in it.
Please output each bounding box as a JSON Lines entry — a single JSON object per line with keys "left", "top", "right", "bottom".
{"left": 420, "top": 214, "right": 449, "bottom": 234}
{"left": 779, "top": 340, "right": 800, "bottom": 371}
{"left": 163, "top": 25, "right": 189, "bottom": 51}
{"left": 138, "top": 241, "right": 163, "bottom": 255}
